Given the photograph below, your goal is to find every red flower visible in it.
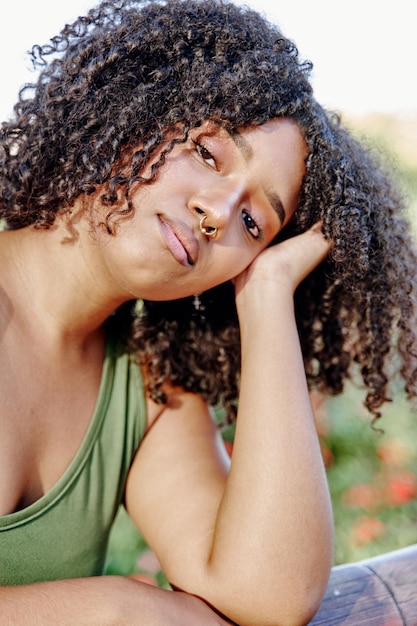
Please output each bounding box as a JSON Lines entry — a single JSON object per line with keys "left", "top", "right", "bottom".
{"left": 320, "top": 441, "right": 334, "bottom": 468}
{"left": 343, "top": 483, "right": 381, "bottom": 510}
{"left": 377, "top": 438, "right": 410, "bottom": 466}
{"left": 350, "top": 516, "right": 385, "bottom": 547}
{"left": 223, "top": 440, "right": 233, "bottom": 458}
{"left": 383, "top": 470, "right": 417, "bottom": 506}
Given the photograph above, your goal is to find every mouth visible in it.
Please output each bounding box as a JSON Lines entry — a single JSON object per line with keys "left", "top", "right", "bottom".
{"left": 158, "top": 215, "right": 199, "bottom": 267}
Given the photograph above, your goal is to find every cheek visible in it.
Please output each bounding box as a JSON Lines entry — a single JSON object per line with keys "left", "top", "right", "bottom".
{"left": 211, "top": 246, "right": 260, "bottom": 282}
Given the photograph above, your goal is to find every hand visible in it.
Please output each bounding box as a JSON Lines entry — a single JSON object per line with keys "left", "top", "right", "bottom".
{"left": 234, "top": 222, "right": 331, "bottom": 300}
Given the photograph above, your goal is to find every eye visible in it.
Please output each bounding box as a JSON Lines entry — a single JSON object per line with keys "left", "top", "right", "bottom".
{"left": 242, "top": 209, "right": 262, "bottom": 241}
{"left": 193, "top": 141, "right": 217, "bottom": 169}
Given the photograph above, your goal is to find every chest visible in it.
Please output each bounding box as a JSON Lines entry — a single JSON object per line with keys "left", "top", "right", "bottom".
{"left": 0, "top": 345, "right": 103, "bottom": 515}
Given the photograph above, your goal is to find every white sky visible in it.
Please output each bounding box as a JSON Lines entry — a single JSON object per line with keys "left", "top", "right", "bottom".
{"left": 1, "top": 0, "right": 416, "bottom": 121}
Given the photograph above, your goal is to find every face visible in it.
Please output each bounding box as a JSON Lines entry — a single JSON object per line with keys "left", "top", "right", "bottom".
{"left": 89, "top": 117, "right": 307, "bottom": 303}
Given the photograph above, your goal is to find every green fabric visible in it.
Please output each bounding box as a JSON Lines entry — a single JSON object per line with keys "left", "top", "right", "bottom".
{"left": 0, "top": 338, "right": 146, "bottom": 585}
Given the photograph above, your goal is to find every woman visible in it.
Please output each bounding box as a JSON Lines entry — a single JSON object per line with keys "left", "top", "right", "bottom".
{"left": 0, "top": 0, "right": 416, "bottom": 624}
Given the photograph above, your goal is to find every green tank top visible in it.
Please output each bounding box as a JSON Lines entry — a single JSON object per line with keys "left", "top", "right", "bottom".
{"left": 0, "top": 338, "right": 147, "bottom": 585}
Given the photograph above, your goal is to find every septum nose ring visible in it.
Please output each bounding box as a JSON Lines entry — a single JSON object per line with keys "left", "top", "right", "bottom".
{"left": 199, "top": 215, "right": 218, "bottom": 239}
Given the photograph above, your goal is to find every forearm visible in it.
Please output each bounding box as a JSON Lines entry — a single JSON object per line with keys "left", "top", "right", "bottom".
{"left": 207, "top": 286, "right": 333, "bottom": 624}
{"left": 0, "top": 576, "right": 231, "bottom": 626}
{"left": 0, "top": 576, "right": 146, "bottom": 626}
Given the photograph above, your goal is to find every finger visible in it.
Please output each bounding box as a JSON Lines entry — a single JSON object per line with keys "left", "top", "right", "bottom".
{"left": 281, "top": 222, "right": 332, "bottom": 288}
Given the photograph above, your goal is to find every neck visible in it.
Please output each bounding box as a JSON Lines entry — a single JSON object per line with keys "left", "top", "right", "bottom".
{"left": 0, "top": 220, "right": 129, "bottom": 344}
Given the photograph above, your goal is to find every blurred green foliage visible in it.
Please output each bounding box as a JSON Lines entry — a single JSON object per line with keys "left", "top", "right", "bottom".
{"left": 324, "top": 385, "right": 417, "bottom": 564}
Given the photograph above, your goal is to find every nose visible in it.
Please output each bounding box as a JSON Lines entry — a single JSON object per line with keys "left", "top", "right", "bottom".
{"left": 191, "top": 179, "right": 243, "bottom": 239}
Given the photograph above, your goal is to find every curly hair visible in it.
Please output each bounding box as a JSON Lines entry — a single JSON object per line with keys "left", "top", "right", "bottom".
{"left": 1, "top": 0, "right": 416, "bottom": 422}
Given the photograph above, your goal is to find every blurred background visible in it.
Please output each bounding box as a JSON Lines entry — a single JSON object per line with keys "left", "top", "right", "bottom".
{"left": 2, "top": 0, "right": 416, "bottom": 578}
{"left": 2, "top": 0, "right": 416, "bottom": 117}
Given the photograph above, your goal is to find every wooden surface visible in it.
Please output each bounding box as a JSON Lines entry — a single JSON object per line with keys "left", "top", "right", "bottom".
{"left": 309, "top": 544, "right": 417, "bottom": 625}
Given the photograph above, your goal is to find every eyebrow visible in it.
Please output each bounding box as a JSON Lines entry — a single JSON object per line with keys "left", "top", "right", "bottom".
{"left": 230, "top": 130, "right": 286, "bottom": 225}
{"left": 266, "top": 190, "right": 285, "bottom": 225}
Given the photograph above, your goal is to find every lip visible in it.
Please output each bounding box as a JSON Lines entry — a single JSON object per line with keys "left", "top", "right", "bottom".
{"left": 158, "top": 215, "right": 199, "bottom": 267}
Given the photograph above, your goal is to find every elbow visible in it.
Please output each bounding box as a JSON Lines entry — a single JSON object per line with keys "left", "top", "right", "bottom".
{"left": 213, "top": 567, "right": 330, "bottom": 626}
{"left": 280, "top": 579, "right": 329, "bottom": 626}
{"left": 227, "top": 591, "right": 325, "bottom": 626}
{"left": 275, "top": 590, "right": 325, "bottom": 626}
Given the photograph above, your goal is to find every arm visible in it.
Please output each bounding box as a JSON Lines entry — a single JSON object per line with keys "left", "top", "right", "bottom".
{"left": 0, "top": 577, "right": 233, "bottom": 625}
{"left": 126, "top": 226, "right": 334, "bottom": 626}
